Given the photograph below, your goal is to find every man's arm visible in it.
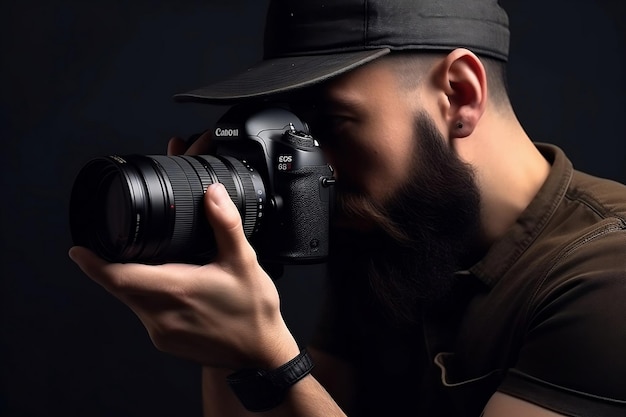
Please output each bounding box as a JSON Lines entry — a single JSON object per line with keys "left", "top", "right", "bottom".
{"left": 308, "top": 347, "right": 356, "bottom": 414}
{"left": 202, "top": 366, "right": 346, "bottom": 417}
{"left": 201, "top": 348, "right": 355, "bottom": 417}
{"left": 70, "top": 131, "right": 348, "bottom": 415}
{"left": 202, "top": 367, "right": 249, "bottom": 416}
{"left": 70, "top": 183, "right": 348, "bottom": 416}
{"left": 482, "top": 392, "right": 566, "bottom": 417}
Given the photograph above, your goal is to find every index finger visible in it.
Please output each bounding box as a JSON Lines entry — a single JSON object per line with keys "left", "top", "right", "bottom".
{"left": 167, "top": 130, "right": 213, "bottom": 157}
{"left": 185, "top": 130, "right": 214, "bottom": 155}
{"left": 68, "top": 246, "right": 193, "bottom": 296}
{"left": 167, "top": 137, "right": 187, "bottom": 156}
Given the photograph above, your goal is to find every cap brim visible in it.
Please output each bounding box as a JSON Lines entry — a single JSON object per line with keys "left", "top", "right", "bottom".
{"left": 173, "top": 49, "right": 390, "bottom": 104}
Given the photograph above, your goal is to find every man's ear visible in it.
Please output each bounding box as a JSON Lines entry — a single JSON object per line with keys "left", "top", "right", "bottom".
{"left": 435, "top": 49, "right": 488, "bottom": 138}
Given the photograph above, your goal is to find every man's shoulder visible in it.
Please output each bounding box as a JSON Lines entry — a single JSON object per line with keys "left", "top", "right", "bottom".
{"left": 523, "top": 168, "right": 626, "bottom": 304}
{"left": 567, "top": 169, "right": 626, "bottom": 220}
{"left": 533, "top": 168, "right": 626, "bottom": 273}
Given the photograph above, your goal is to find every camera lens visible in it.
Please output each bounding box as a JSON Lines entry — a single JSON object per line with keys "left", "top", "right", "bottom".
{"left": 103, "top": 174, "right": 129, "bottom": 249}
{"left": 69, "top": 154, "right": 266, "bottom": 263}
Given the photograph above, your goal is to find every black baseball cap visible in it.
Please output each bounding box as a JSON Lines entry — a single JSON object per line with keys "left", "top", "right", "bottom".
{"left": 174, "top": 0, "right": 510, "bottom": 104}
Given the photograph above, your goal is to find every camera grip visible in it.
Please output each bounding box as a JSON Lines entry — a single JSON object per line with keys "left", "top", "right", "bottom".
{"left": 269, "top": 165, "right": 332, "bottom": 262}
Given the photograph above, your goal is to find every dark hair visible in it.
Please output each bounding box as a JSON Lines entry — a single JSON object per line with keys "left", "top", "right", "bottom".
{"left": 387, "top": 51, "right": 511, "bottom": 111}
{"left": 481, "top": 55, "right": 510, "bottom": 109}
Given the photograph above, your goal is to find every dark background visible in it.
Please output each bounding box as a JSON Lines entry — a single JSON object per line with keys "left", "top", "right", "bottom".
{"left": 1, "top": 1, "right": 624, "bottom": 416}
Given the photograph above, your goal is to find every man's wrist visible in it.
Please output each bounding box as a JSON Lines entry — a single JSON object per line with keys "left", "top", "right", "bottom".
{"left": 226, "top": 349, "right": 315, "bottom": 412}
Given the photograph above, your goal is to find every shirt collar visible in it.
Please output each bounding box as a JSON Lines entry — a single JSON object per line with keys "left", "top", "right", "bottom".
{"left": 467, "top": 143, "right": 574, "bottom": 287}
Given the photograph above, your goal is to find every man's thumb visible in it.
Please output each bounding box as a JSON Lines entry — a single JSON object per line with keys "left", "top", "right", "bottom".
{"left": 204, "top": 183, "right": 251, "bottom": 260}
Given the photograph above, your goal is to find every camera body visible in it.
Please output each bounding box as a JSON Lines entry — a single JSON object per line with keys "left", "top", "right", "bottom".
{"left": 69, "top": 104, "right": 334, "bottom": 266}
{"left": 211, "top": 104, "right": 335, "bottom": 263}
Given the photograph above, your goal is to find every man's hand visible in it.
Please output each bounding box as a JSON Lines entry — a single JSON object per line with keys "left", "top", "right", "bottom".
{"left": 69, "top": 131, "right": 300, "bottom": 371}
{"left": 166, "top": 130, "right": 214, "bottom": 157}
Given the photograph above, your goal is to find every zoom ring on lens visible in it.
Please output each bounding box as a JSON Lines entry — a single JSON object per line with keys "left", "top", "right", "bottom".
{"left": 220, "top": 156, "right": 259, "bottom": 239}
{"left": 179, "top": 155, "right": 218, "bottom": 192}
{"left": 151, "top": 156, "right": 198, "bottom": 257}
{"left": 200, "top": 157, "right": 239, "bottom": 209}
{"left": 195, "top": 156, "right": 253, "bottom": 234}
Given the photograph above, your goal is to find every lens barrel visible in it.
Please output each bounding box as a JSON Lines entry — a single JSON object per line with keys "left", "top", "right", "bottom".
{"left": 69, "top": 154, "right": 266, "bottom": 263}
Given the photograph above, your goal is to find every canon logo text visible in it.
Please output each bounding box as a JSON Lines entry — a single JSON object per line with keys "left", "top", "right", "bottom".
{"left": 215, "top": 128, "right": 239, "bottom": 137}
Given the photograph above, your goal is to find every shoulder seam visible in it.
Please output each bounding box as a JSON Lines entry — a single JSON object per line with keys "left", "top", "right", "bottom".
{"left": 524, "top": 219, "right": 626, "bottom": 326}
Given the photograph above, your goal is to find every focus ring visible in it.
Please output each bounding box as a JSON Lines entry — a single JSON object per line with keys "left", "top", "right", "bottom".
{"left": 196, "top": 156, "right": 240, "bottom": 208}
{"left": 179, "top": 155, "right": 218, "bottom": 193}
{"left": 221, "top": 156, "right": 259, "bottom": 238}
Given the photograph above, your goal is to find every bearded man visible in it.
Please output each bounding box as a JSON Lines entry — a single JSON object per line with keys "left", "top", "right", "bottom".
{"left": 70, "top": 1, "right": 626, "bottom": 416}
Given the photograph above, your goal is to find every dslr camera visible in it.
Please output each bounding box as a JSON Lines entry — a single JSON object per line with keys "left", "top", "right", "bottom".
{"left": 69, "top": 104, "right": 335, "bottom": 266}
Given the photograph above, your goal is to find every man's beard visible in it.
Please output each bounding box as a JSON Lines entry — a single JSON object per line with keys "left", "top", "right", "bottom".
{"left": 328, "top": 112, "right": 482, "bottom": 324}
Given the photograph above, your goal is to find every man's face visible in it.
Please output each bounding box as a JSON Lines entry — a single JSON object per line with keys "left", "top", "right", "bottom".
{"left": 306, "top": 58, "right": 482, "bottom": 321}
{"left": 308, "top": 59, "right": 422, "bottom": 223}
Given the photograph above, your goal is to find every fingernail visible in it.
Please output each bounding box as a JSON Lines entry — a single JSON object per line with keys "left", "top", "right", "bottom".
{"left": 68, "top": 247, "right": 78, "bottom": 262}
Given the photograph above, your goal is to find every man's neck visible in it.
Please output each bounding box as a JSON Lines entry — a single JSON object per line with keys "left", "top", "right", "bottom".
{"left": 455, "top": 112, "right": 551, "bottom": 249}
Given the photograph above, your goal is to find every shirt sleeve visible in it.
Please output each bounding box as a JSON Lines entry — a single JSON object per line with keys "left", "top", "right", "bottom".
{"left": 498, "top": 234, "right": 626, "bottom": 416}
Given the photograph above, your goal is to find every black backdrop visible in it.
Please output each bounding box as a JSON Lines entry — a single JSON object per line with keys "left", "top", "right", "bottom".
{"left": 1, "top": 1, "right": 624, "bottom": 416}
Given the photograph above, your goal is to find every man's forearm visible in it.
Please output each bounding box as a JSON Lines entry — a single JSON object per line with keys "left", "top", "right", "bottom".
{"left": 203, "top": 367, "right": 251, "bottom": 416}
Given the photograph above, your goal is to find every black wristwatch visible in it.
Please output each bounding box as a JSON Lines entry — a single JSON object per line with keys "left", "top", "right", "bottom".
{"left": 226, "top": 349, "right": 315, "bottom": 412}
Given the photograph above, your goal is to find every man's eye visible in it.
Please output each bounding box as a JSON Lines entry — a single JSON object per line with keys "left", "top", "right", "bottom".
{"left": 329, "top": 115, "right": 349, "bottom": 128}
{"left": 315, "top": 115, "right": 348, "bottom": 134}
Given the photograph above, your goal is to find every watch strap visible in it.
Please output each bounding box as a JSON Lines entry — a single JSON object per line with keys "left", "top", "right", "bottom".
{"left": 226, "top": 349, "right": 314, "bottom": 412}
